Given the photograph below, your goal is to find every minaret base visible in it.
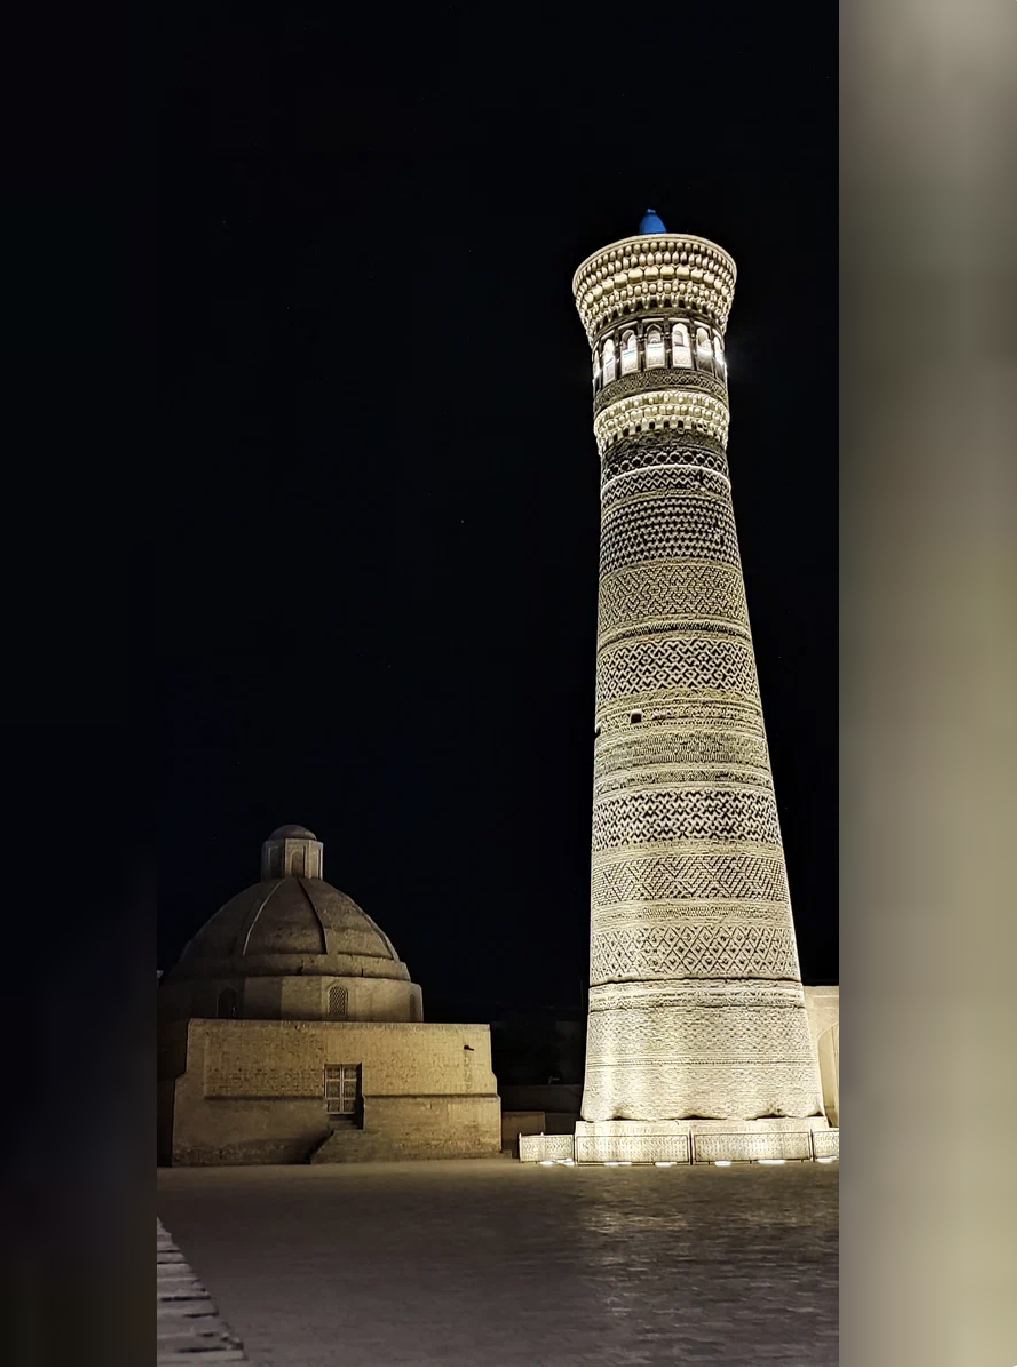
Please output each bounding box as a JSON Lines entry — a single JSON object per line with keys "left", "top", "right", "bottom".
{"left": 519, "top": 1117, "right": 837, "bottom": 1165}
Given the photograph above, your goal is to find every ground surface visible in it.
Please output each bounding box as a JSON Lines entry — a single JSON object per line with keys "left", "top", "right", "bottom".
{"left": 158, "top": 1158, "right": 838, "bottom": 1367}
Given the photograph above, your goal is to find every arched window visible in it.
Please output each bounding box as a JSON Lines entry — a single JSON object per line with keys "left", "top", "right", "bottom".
{"left": 217, "top": 987, "right": 238, "bottom": 1020}
{"left": 671, "top": 322, "right": 691, "bottom": 368}
{"left": 621, "top": 329, "right": 639, "bottom": 375}
{"left": 592, "top": 345, "right": 600, "bottom": 391}
{"left": 290, "top": 848, "right": 305, "bottom": 876}
{"left": 645, "top": 325, "right": 665, "bottom": 370}
{"left": 328, "top": 985, "right": 349, "bottom": 1019}
{"left": 602, "top": 337, "right": 616, "bottom": 384}
{"left": 695, "top": 326, "right": 713, "bottom": 370}
{"left": 713, "top": 332, "right": 726, "bottom": 378}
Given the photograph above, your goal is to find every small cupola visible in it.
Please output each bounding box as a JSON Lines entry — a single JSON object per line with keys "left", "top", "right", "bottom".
{"left": 260, "top": 824, "right": 324, "bottom": 880}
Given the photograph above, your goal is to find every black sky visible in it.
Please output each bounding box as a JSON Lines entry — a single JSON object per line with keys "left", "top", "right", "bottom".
{"left": 160, "top": 5, "right": 838, "bottom": 1014}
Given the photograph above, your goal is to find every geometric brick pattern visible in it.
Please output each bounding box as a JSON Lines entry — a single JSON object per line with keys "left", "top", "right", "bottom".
{"left": 592, "top": 854, "right": 788, "bottom": 907}
{"left": 592, "top": 787, "right": 784, "bottom": 852}
{"left": 590, "top": 923, "right": 801, "bottom": 982}
{"left": 595, "top": 635, "right": 760, "bottom": 707}
{"left": 593, "top": 362, "right": 729, "bottom": 420}
{"left": 600, "top": 494, "right": 741, "bottom": 575}
{"left": 602, "top": 436, "right": 729, "bottom": 487}
{"left": 598, "top": 561, "right": 749, "bottom": 641}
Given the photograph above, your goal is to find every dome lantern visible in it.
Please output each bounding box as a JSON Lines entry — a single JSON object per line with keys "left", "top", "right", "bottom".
{"left": 260, "top": 823, "right": 324, "bottom": 880}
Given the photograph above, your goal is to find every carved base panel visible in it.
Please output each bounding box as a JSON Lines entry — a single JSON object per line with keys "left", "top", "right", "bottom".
{"left": 518, "top": 1134, "right": 576, "bottom": 1163}
{"left": 575, "top": 1132, "right": 691, "bottom": 1164}
{"left": 691, "top": 1130, "right": 813, "bottom": 1162}
{"left": 518, "top": 1120, "right": 837, "bottom": 1163}
{"left": 812, "top": 1128, "right": 840, "bottom": 1159}
{"left": 574, "top": 1118, "right": 831, "bottom": 1164}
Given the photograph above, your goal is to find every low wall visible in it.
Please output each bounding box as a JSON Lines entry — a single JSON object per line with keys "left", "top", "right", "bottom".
{"left": 804, "top": 986, "right": 840, "bottom": 1127}
{"left": 520, "top": 1124, "right": 840, "bottom": 1164}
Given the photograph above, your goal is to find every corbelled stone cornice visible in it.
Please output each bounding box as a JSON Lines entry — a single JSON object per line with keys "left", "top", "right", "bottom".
{"left": 573, "top": 234, "right": 737, "bottom": 342}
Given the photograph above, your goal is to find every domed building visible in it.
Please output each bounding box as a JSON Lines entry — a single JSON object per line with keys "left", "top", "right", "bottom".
{"left": 160, "top": 825, "right": 422, "bottom": 1026}
{"left": 158, "top": 827, "right": 500, "bottom": 1165}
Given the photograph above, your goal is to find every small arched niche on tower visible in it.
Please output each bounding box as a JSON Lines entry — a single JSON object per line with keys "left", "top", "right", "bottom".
{"left": 645, "top": 324, "right": 665, "bottom": 370}
{"left": 601, "top": 336, "right": 617, "bottom": 384}
{"left": 712, "top": 331, "right": 727, "bottom": 380}
{"left": 671, "top": 321, "right": 692, "bottom": 369}
{"left": 695, "top": 324, "right": 714, "bottom": 373}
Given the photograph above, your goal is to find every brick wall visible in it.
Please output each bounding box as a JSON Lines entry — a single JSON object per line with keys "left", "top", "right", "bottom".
{"left": 197, "top": 1020, "right": 496, "bottom": 1098}
{"left": 167, "top": 1019, "right": 501, "bottom": 1165}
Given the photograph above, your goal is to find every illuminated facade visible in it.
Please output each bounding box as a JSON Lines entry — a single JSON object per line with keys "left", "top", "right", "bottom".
{"left": 571, "top": 217, "right": 827, "bottom": 1149}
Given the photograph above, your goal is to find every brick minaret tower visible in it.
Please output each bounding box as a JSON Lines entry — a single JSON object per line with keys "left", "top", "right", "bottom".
{"left": 571, "top": 213, "right": 826, "bottom": 1162}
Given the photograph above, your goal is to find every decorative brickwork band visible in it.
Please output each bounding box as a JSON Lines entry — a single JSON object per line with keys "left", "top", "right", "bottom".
{"left": 573, "top": 234, "right": 736, "bottom": 339}
{"left": 575, "top": 229, "right": 824, "bottom": 1125}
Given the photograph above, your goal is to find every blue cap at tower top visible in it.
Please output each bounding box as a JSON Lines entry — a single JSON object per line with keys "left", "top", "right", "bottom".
{"left": 638, "top": 208, "right": 667, "bottom": 234}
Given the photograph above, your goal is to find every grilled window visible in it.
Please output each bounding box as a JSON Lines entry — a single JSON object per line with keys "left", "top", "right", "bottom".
{"left": 324, "top": 1064, "right": 360, "bottom": 1117}
{"left": 328, "top": 984, "right": 349, "bottom": 1019}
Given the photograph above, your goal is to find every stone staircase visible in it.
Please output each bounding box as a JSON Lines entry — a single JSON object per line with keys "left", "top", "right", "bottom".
{"left": 157, "top": 1220, "right": 247, "bottom": 1363}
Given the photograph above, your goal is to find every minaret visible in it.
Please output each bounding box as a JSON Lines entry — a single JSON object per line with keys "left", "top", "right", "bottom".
{"left": 571, "top": 214, "right": 825, "bottom": 1161}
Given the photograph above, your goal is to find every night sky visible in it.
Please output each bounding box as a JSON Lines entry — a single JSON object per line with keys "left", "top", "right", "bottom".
{"left": 160, "top": 7, "right": 838, "bottom": 1016}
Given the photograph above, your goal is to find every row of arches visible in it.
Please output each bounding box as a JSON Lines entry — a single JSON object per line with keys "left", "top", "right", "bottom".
{"left": 593, "top": 322, "right": 726, "bottom": 391}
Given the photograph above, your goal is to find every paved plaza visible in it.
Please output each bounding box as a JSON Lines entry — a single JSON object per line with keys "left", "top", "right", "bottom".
{"left": 158, "top": 1159, "right": 838, "bottom": 1366}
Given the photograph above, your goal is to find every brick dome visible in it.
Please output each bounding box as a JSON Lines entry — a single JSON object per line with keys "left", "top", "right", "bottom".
{"left": 169, "top": 875, "right": 411, "bottom": 983}
{"left": 160, "top": 827, "right": 423, "bottom": 1023}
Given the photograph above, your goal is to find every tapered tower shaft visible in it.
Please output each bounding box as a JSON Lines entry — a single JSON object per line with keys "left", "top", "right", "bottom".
{"left": 573, "top": 226, "right": 823, "bottom": 1123}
